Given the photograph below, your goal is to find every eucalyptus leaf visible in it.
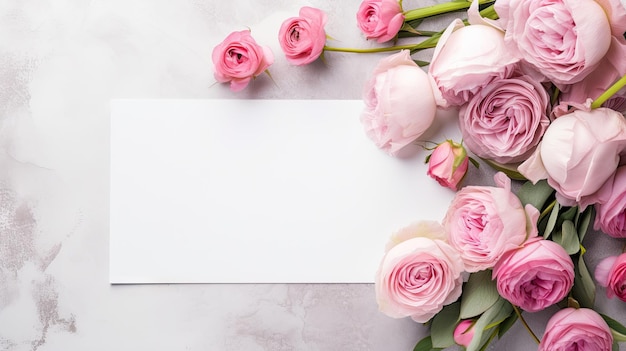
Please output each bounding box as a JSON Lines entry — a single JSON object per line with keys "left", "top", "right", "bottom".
{"left": 497, "top": 313, "right": 518, "bottom": 338}
{"left": 413, "top": 336, "right": 443, "bottom": 351}
{"left": 544, "top": 202, "right": 561, "bottom": 238}
{"left": 572, "top": 254, "right": 595, "bottom": 308}
{"left": 467, "top": 298, "right": 513, "bottom": 351}
{"left": 559, "top": 206, "right": 578, "bottom": 223}
{"left": 460, "top": 270, "right": 499, "bottom": 319}
{"left": 577, "top": 206, "right": 595, "bottom": 242}
{"left": 516, "top": 180, "right": 554, "bottom": 211}
{"left": 480, "top": 158, "right": 526, "bottom": 180}
{"left": 552, "top": 220, "right": 580, "bottom": 255}
{"left": 431, "top": 302, "right": 460, "bottom": 348}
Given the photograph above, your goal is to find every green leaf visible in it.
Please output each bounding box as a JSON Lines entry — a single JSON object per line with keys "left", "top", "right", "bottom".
{"left": 413, "top": 336, "right": 443, "bottom": 351}
{"left": 497, "top": 313, "right": 518, "bottom": 338}
{"left": 552, "top": 220, "right": 580, "bottom": 255}
{"left": 600, "top": 314, "right": 626, "bottom": 342}
{"left": 559, "top": 206, "right": 578, "bottom": 223}
{"left": 544, "top": 202, "right": 561, "bottom": 238}
{"left": 516, "top": 180, "right": 554, "bottom": 212}
{"left": 480, "top": 158, "right": 526, "bottom": 180}
{"left": 572, "top": 254, "right": 596, "bottom": 308}
{"left": 469, "top": 157, "right": 480, "bottom": 169}
{"left": 467, "top": 298, "right": 513, "bottom": 351}
{"left": 460, "top": 270, "right": 500, "bottom": 319}
{"left": 431, "top": 302, "right": 460, "bottom": 348}
{"left": 577, "top": 206, "right": 595, "bottom": 242}
{"left": 613, "top": 341, "right": 619, "bottom": 351}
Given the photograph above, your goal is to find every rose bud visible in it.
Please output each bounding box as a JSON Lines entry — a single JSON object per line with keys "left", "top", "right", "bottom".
{"left": 278, "top": 7, "right": 327, "bottom": 65}
{"left": 356, "top": 0, "right": 404, "bottom": 43}
{"left": 595, "top": 253, "right": 626, "bottom": 302}
{"left": 426, "top": 140, "right": 469, "bottom": 191}
{"left": 453, "top": 320, "right": 475, "bottom": 347}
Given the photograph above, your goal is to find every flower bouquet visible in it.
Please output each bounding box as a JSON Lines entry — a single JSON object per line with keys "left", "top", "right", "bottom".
{"left": 212, "top": 0, "right": 626, "bottom": 349}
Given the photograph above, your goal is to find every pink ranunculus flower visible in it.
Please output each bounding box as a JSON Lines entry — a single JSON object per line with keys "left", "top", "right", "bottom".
{"left": 595, "top": 253, "right": 626, "bottom": 302}
{"left": 459, "top": 75, "right": 550, "bottom": 164}
{"left": 361, "top": 50, "right": 437, "bottom": 156}
{"left": 427, "top": 140, "right": 469, "bottom": 191}
{"left": 519, "top": 108, "right": 626, "bottom": 208}
{"left": 538, "top": 308, "right": 613, "bottom": 351}
{"left": 356, "top": 0, "right": 404, "bottom": 43}
{"left": 375, "top": 221, "right": 464, "bottom": 323}
{"left": 278, "top": 7, "right": 327, "bottom": 65}
{"left": 453, "top": 320, "right": 475, "bottom": 347}
{"left": 212, "top": 30, "right": 274, "bottom": 92}
{"left": 493, "top": 238, "right": 575, "bottom": 312}
{"left": 428, "top": 20, "right": 518, "bottom": 108}
{"left": 593, "top": 166, "right": 626, "bottom": 238}
{"left": 443, "top": 172, "right": 539, "bottom": 272}
{"left": 495, "top": 0, "right": 613, "bottom": 86}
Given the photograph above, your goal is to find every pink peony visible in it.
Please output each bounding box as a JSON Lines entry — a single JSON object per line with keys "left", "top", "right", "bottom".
{"left": 356, "top": 0, "right": 404, "bottom": 43}
{"left": 493, "top": 238, "right": 574, "bottom": 312}
{"left": 443, "top": 172, "right": 539, "bottom": 272}
{"left": 361, "top": 50, "right": 437, "bottom": 156}
{"left": 453, "top": 320, "right": 475, "bottom": 347}
{"left": 428, "top": 20, "right": 518, "bottom": 108}
{"left": 595, "top": 253, "right": 626, "bottom": 301}
{"left": 278, "top": 7, "right": 327, "bottom": 65}
{"left": 375, "top": 221, "right": 464, "bottom": 323}
{"left": 539, "top": 308, "right": 613, "bottom": 351}
{"left": 212, "top": 30, "right": 274, "bottom": 92}
{"left": 426, "top": 140, "right": 469, "bottom": 191}
{"left": 593, "top": 166, "right": 626, "bottom": 238}
{"left": 459, "top": 75, "right": 550, "bottom": 164}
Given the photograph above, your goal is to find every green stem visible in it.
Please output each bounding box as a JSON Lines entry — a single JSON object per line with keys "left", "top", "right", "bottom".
{"left": 324, "top": 33, "right": 441, "bottom": 54}
{"left": 403, "top": 0, "right": 494, "bottom": 21}
{"left": 539, "top": 199, "right": 557, "bottom": 222}
{"left": 512, "top": 305, "right": 541, "bottom": 345}
{"left": 479, "top": 4, "right": 499, "bottom": 20}
{"left": 591, "top": 74, "right": 626, "bottom": 109}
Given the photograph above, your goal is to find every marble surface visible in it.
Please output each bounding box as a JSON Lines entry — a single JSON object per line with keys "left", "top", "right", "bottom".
{"left": 1, "top": 0, "right": 625, "bottom": 350}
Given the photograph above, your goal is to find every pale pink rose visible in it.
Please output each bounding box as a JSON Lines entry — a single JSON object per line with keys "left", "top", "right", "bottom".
{"left": 519, "top": 108, "right": 626, "bottom": 207}
{"left": 460, "top": 75, "right": 550, "bottom": 164}
{"left": 361, "top": 50, "right": 437, "bottom": 155}
{"left": 383, "top": 220, "right": 446, "bottom": 252}
{"left": 495, "top": 0, "right": 613, "bottom": 86}
{"left": 375, "top": 222, "right": 464, "bottom": 323}
{"left": 593, "top": 166, "right": 626, "bottom": 238}
{"left": 443, "top": 172, "right": 539, "bottom": 272}
{"left": 493, "top": 238, "right": 574, "bottom": 312}
{"left": 278, "top": 7, "right": 327, "bottom": 65}
{"left": 428, "top": 20, "right": 518, "bottom": 108}
{"left": 212, "top": 30, "right": 274, "bottom": 92}
{"left": 427, "top": 140, "right": 469, "bottom": 191}
{"left": 595, "top": 253, "right": 626, "bottom": 301}
{"left": 453, "top": 320, "right": 475, "bottom": 347}
{"left": 356, "top": 0, "right": 404, "bottom": 43}
{"left": 539, "top": 308, "right": 613, "bottom": 351}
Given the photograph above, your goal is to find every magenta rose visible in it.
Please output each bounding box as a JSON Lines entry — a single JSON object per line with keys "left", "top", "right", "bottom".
{"left": 428, "top": 20, "right": 518, "bottom": 108}
{"left": 495, "top": 0, "right": 613, "bottom": 86}
{"left": 361, "top": 50, "right": 437, "bottom": 156}
{"left": 278, "top": 7, "right": 327, "bottom": 65}
{"left": 212, "top": 30, "right": 274, "bottom": 92}
{"left": 539, "top": 308, "right": 613, "bottom": 351}
{"left": 460, "top": 75, "right": 550, "bottom": 164}
{"left": 453, "top": 320, "right": 475, "bottom": 347}
{"left": 493, "top": 238, "right": 574, "bottom": 312}
{"left": 427, "top": 140, "right": 469, "bottom": 191}
{"left": 593, "top": 166, "right": 626, "bottom": 238}
{"left": 519, "top": 108, "right": 626, "bottom": 208}
{"left": 443, "top": 172, "right": 539, "bottom": 272}
{"left": 595, "top": 253, "right": 626, "bottom": 302}
{"left": 356, "top": 0, "right": 404, "bottom": 43}
{"left": 375, "top": 221, "right": 464, "bottom": 323}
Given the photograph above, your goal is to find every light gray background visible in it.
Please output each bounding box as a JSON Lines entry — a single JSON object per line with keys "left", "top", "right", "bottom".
{"left": 1, "top": 0, "right": 625, "bottom": 350}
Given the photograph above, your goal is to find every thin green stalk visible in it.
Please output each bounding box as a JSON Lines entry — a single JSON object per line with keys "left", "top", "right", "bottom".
{"left": 591, "top": 74, "right": 626, "bottom": 108}
{"left": 512, "top": 305, "right": 541, "bottom": 344}
{"left": 538, "top": 199, "right": 557, "bottom": 222}
{"left": 479, "top": 4, "right": 499, "bottom": 20}
{"left": 404, "top": 0, "right": 494, "bottom": 21}
{"left": 323, "top": 44, "right": 421, "bottom": 54}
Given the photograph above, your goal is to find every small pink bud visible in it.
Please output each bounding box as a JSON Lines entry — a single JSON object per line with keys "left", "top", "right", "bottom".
{"left": 426, "top": 140, "right": 469, "bottom": 190}
{"left": 453, "top": 319, "right": 475, "bottom": 347}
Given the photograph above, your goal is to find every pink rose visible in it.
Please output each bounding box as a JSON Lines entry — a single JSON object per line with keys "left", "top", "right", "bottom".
{"left": 539, "top": 308, "right": 613, "bottom": 351}
{"left": 459, "top": 75, "right": 550, "bottom": 164}
{"left": 493, "top": 238, "right": 574, "bottom": 312}
{"left": 211, "top": 30, "right": 274, "bottom": 92}
{"left": 361, "top": 50, "right": 437, "bottom": 156}
{"left": 375, "top": 221, "right": 464, "bottom": 323}
{"left": 356, "top": 0, "right": 404, "bottom": 43}
{"left": 595, "top": 253, "right": 626, "bottom": 301}
{"left": 426, "top": 140, "right": 469, "bottom": 191}
{"left": 593, "top": 166, "right": 626, "bottom": 238}
{"left": 519, "top": 108, "right": 626, "bottom": 207}
{"left": 278, "top": 7, "right": 327, "bottom": 65}
{"left": 428, "top": 20, "right": 518, "bottom": 108}
{"left": 443, "top": 172, "right": 539, "bottom": 272}
{"left": 453, "top": 320, "right": 475, "bottom": 347}
{"left": 495, "top": 0, "right": 613, "bottom": 86}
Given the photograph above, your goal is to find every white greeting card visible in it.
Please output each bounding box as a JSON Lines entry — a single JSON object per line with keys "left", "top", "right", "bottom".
{"left": 109, "top": 99, "right": 457, "bottom": 283}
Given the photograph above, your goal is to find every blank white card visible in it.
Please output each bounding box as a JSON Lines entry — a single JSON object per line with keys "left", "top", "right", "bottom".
{"left": 109, "top": 99, "right": 456, "bottom": 283}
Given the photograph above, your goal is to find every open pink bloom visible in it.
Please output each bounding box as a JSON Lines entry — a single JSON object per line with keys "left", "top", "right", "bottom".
{"left": 356, "top": 0, "right": 404, "bottom": 43}
{"left": 375, "top": 222, "right": 463, "bottom": 323}
{"left": 595, "top": 253, "right": 626, "bottom": 301}
{"left": 519, "top": 108, "right": 626, "bottom": 208}
{"left": 212, "top": 30, "right": 274, "bottom": 92}
{"left": 427, "top": 140, "right": 469, "bottom": 190}
{"left": 460, "top": 75, "right": 550, "bottom": 164}
{"left": 429, "top": 20, "right": 518, "bottom": 108}
{"left": 453, "top": 320, "right": 475, "bottom": 347}
{"left": 278, "top": 7, "right": 327, "bottom": 65}
{"left": 493, "top": 238, "right": 574, "bottom": 312}
{"left": 539, "top": 308, "right": 613, "bottom": 351}
{"left": 495, "top": 0, "right": 613, "bottom": 86}
{"left": 443, "top": 172, "right": 539, "bottom": 272}
{"left": 361, "top": 50, "right": 437, "bottom": 156}
{"left": 593, "top": 166, "right": 626, "bottom": 238}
